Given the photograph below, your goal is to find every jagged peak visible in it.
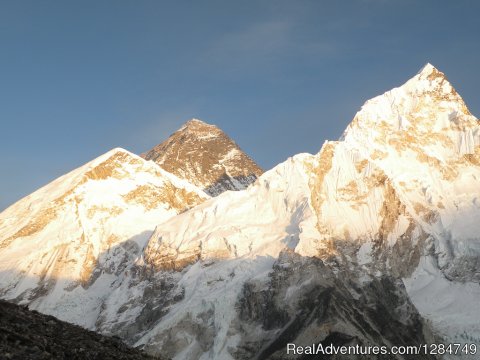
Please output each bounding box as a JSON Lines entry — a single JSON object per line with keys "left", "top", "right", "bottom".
{"left": 416, "top": 62, "right": 440, "bottom": 77}
{"left": 142, "top": 117, "right": 263, "bottom": 196}
{"left": 413, "top": 63, "right": 451, "bottom": 89}
{"left": 341, "top": 64, "right": 475, "bottom": 147}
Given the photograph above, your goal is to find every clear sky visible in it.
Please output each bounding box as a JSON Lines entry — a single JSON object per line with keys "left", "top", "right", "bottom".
{"left": 1, "top": 0, "right": 479, "bottom": 210}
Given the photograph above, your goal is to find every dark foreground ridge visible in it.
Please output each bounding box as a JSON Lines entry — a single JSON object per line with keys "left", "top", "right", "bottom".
{"left": 0, "top": 300, "right": 164, "bottom": 360}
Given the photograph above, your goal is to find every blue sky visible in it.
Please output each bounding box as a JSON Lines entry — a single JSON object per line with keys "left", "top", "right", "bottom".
{"left": 1, "top": 0, "right": 479, "bottom": 210}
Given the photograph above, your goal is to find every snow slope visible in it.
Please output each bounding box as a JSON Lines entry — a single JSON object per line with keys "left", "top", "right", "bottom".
{"left": 340, "top": 63, "right": 480, "bottom": 281}
{"left": 144, "top": 153, "right": 319, "bottom": 270}
{"left": 310, "top": 63, "right": 480, "bottom": 346}
{"left": 134, "top": 153, "right": 430, "bottom": 359}
{"left": 0, "top": 148, "right": 208, "bottom": 328}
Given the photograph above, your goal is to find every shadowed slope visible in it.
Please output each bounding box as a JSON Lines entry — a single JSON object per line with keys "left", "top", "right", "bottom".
{"left": 0, "top": 299, "right": 166, "bottom": 360}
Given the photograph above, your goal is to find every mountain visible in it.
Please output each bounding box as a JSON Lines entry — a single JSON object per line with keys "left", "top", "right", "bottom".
{"left": 139, "top": 154, "right": 436, "bottom": 359}
{"left": 312, "top": 63, "right": 480, "bottom": 347}
{"left": 1, "top": 64, "right": 479, "bottom": 360}
{"left": 142, "top": 119, "right": 263, "bottom": 196}
{"left": 0, "top": 148, "right": 208, "bottom": 328}
{"left": 0, "top": 299, "right": 163, "bottom": 360}
{"left": 136, "top": 64, "right": 480, "bottom": 358}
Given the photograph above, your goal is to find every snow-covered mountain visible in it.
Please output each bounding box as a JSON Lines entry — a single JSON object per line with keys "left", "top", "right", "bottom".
{"left": 0, "top": 64, "right": 479, "bottom": 359}
{"left": 138, "top": 64, "right": 480, "bottom": 358}
{"left": 310, "top": 63, "right": 480, "bottom": 347}
{"left": 142, "top": 119, "right": 263, "bottom": 196}
{"left": 0, "top": 148, "right": 208, "bottom": 328}
{"left": 138, "top": 154, "right": 435, "bottom": 359}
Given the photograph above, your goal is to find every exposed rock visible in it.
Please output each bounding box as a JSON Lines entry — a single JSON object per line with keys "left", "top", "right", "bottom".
{"left": 0, "top": 299, "right": 165, "bottom": 360}
{"left": 142, "top": 119, "right": 263, "bottom": 196}
{"left": 233, "top": 251, "right": 437, "bottom": 360}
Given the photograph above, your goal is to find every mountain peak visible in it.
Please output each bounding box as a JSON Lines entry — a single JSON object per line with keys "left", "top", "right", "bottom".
{"left": 142, "top": 119, "right": 263, "bottom": 196}
{"left": 187, "top": 118, "right": 204, "bottom": 123}
{"left": 403, "top": 63, "right": 467, "bottom": 108}
{"left": 92, "top": 147, "right": 133, "bottom": 164}
{"left": 340, "top": 64, "right": 478, "bottom": 170}
{"left": 181, "top": 118, "right": 213, "bottom": 129}
{"left": 342, "top": 63, "right": 474, "bottom": 142}
{"left": 412, "top": 63, "right": 453, "bottom": 91}
{"left": 417, "top": 62, "right": 440, "bottom": 77}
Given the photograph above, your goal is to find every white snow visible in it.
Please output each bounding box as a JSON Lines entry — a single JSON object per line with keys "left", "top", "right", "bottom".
{"left": 0, "top": 147, "right": 208, "bottom": 328}
{"left": 404, "top": 256, "right": 480, "bottom": 348}
{"left": 357, "top": 242, "right": 373, "bottom": 265}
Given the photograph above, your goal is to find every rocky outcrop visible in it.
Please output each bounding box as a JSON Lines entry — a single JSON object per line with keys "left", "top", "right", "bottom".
{"left": 0, "top": 299, "right": 164, "bottom": 360}
{"left": 234, "top": 251, "right": 437, "bottom": 360}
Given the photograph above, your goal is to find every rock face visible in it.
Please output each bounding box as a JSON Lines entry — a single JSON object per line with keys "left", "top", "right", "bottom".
{"left": 0, "top": 299, "right": 162, "bottom": 360}
{"left": 233, "top": 251, "right": 436, "bottom": 360}
{"left": 0, "top": 64, "right": 479, "bottom": 360}
{"left": 142, "top": 119, "right": 263, "bottom": 196}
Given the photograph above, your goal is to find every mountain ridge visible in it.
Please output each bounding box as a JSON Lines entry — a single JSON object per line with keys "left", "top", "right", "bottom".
{"left": 139, "top": 64, "right": 480, "bottom": 357}
{"left": 0, "top": 147, "right": 208, "bottom": 329}
{"left": 0, "top": 64, "right": 479, "bottom": 359}
{"left": 0, "top": 299, "right": 164, "bottom": 359}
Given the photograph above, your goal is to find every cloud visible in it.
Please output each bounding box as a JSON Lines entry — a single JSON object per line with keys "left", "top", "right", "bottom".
{"left": 202, "top": 19, "right": 340, "bottom": 74}
{"left": 203, "top": 21, "right": 291, "bottom": 68}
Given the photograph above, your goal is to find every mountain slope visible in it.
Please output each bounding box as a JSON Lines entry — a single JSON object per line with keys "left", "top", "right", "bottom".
{"left": 306, "top": 63, "right": 480, "bottom": 347}
{"left": 142, "top": 119, "right": 263, "bottom": 196}
{"left": 0, "top": 148, "right": 208, "bottom": 328}
{"left": 339, "top": 63, "right": 480, "bottom": 282}
{"left": 0, "top": 299, "right": 163, "bottom": 360}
